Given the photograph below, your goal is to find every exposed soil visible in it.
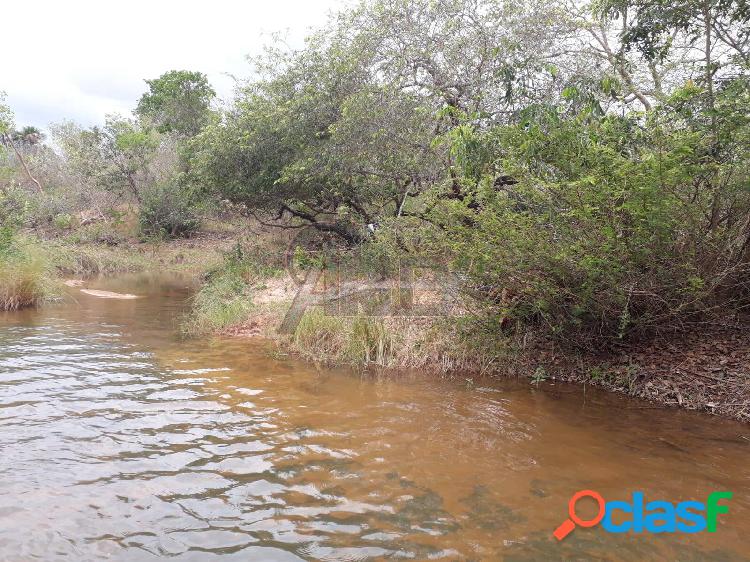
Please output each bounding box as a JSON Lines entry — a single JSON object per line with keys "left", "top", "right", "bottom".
{"left": 220, "top": 277, "right": 294, "bottom": 338}
{"left": 520, "top": 323, "right": 750, "bottom": 423}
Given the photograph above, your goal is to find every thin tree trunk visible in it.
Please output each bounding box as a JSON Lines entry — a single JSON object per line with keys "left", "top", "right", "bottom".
{"left": 703, "top": 2, "right": 716, "bottom": 132}
{"left": 2, "top": 133, "right": 43, "bottom": 193}
{"left": 703, "top": 2, "right": 721, "bottom": 232}
{"left": 590, "top": 25, "right": 652, "bottom": 111}
{"left": 127, "top": 174, "right": 141, "bottom": 203}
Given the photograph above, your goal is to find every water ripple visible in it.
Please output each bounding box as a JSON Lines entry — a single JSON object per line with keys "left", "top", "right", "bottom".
{"left": 0, "top": 276, "right": 748, "bottom": 561}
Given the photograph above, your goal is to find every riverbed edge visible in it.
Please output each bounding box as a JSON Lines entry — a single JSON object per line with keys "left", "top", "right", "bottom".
{"left": 11, "top": 230, "right": 748, "bottom": 424}
{"left": 210, "top": 277, "right": 750, "bottom": 424}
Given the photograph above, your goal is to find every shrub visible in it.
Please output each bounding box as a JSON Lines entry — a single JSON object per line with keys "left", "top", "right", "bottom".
{"left": 0, "top": 186, "right": 31, "bottom": 228}
{"left": 433, "top": 82, "right": 750, "bottom": 349}
{"left": 139, "top": 183, "right": 200, "bottom": 238}
{"left": 27, "top": 192, "right": 75, "bottom": 228}
{"left": 53, "top": 213, "right": 74, "bottom": 230}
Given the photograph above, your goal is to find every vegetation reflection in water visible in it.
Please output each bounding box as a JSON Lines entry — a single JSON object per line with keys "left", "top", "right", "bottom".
{"left": 0, "top": 274, "right": 748, "bottom": 561}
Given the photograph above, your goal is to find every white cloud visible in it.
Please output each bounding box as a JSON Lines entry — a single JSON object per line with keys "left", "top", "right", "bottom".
{"left": 1, "top": 0, "right": 342, "bottom": 130}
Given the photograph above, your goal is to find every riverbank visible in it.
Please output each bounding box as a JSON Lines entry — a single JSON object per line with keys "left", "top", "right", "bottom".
{"left": 43, "top": 217, "right": 242, "bottom": 277}
{"left": 0, "top": 220, "right": 241, "bottom": 311}
{"left": 185, "top": 260, "right": 750, "bottom": 423}
{"left": 4, "top": 210, "right": 274, "bottom": 313}
{"left": 0, "top": 233, "right": 56, "bottom": 310}
{"left": 8, "top": 217, "right": 749, "bottom": 423}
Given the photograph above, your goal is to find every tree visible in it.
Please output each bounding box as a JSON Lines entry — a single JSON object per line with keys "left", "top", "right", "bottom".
{"left": 0, "top": 93, "right": 12, "bottom": 136}
{"left": 11, "top": 126, "right": 44, "bottom": 147}
{"left": 599, "top": 0, "right": 749, "bottom": 63}
{"left": 136, "top": 70, "right": 216, "bottom": 137}
{"left": 189, "top": 23, "right": 439, "bottom": 244}
{"left": 425, "top": 71, "right": 750, "bottom": 347}
{"left": 0, "top": 92, "right": 43, "bottom": 193}
{"left": 189, "top": 0, "right": 574, "bottom": 243}
{"left": 53, "top": 116, "right": 158, "bottom": 202}
{"left": 597, "top": 0, "right": 750, "bottom": 119}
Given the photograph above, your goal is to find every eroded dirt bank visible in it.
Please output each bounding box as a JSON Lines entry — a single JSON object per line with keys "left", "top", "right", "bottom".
{"left": 219, "top": 277, "right": 750, "bottom": 423}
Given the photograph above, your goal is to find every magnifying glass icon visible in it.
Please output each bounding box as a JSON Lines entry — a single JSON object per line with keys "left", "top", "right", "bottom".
{"left": 553, "top": 490, "right": 606, "bottom": 541}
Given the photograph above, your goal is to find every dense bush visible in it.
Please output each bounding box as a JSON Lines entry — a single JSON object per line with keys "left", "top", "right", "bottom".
{"left": 180, "top": 0, "right": 748, "bottom": 351}
{"left": 138, "top": 183, "right": 200, "bottom": 238}
{"left": 428, "top": 80, "right": 750, "bottom": 347}
{"left": 3, "top": 0, "right": 749, "bottom": 351}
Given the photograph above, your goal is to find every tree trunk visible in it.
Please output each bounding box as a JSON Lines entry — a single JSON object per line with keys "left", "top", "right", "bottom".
{"left": 2, "top": 133, "right": 43, "bottom": 193}
{"left": 703, "top": 2, "right": 716, "bottom": 132}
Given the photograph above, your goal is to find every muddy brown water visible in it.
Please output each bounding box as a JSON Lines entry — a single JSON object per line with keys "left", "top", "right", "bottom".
{"left": 0, "top": 273, "right": 748, "bottom": 561}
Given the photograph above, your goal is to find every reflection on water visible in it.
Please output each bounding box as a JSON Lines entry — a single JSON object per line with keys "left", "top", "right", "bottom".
{"left": 0, "top": 274, "right": 748, "bottom": 561}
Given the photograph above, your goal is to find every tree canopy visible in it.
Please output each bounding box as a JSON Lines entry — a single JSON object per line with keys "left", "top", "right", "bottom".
{"left": 136, "top": 70, "right": 216, "bottom": 136}
{"left": 4, "top": 0, "right": 749, "bottom": 347}
{"left": 0, "top": 92, "right": 13, "bottom": 136}
{"left": 183, "top": 0, "right": 749, "bottom": 345}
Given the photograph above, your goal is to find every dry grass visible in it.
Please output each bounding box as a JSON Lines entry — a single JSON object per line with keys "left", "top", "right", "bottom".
{"left": 290, "top": 308, "right": 504, "bottom": 373}
{"left": 0, "top": 238, "right": 56, "bottom": 310}
{"left": 46, "top": 234, "right": 231, "bottom": 277}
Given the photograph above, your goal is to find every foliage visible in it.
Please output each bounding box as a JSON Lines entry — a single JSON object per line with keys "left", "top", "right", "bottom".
{"left": 178, "top": 0, "right": 750, "bottom": 350}
{"left": 52, "top": 116, "right": 159, "bottom": 202}
{"left": 0, "top": 185, "right": 31, "bottom": 228}
{"left": 5, "top": 0, "right": 750, "bottom": 354}
{"left": 188, "top": 0, "right": 572, "bottom": 244}
{"left": 0, "top": 92, "right": 13, "bottom": 135}
{"left": 429, "top": 76, "right": 750, "bottom": 346}
{"left": 136, "top": 70, "right": 216, "bottom": 136}
{"left": 49, "top": 72, "right": 217, "bottom": 240}
{"left": 138, "top": 183, "right": 201, "bottom": 238}
{"left": 10, "top": 126, "right": 44, "bottom": 146}
{"left": 52, "top": 213, "right": 73, "bottom": 230}
{"left": 597, "top": 0, "right": 750, "bottom": 65}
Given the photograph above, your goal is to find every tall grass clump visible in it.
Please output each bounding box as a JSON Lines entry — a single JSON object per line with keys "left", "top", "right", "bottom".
{"left": 292, "top": 308, "right": 501, "bottom": 372}
{"left": 293, "top": 308, "right": 394, "bottom": 367}
{"left": 0, "top": 227, "right": 55, "bottom": 310}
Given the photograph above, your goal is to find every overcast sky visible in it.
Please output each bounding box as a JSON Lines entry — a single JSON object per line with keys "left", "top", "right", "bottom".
{"left": 3, "top": 0, "right": 342, "bottom": 130}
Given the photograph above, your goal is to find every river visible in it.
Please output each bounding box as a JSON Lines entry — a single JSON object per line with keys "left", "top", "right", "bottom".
{"left": 0, "top": 274, "right": 748, "bottom": 561}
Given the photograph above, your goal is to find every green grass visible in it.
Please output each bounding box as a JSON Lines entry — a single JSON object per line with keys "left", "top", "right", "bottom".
{"left": 293, "top": 309, "right": 394, "bottom": 367}
{"left": 0, "top": 234, "right": 57, "bottom": 310}
{"left": 182, "top": 270, "right": 254, "bottom": 335}
{"left": 181, "top": 245, "right": 280, "bottom": 336}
